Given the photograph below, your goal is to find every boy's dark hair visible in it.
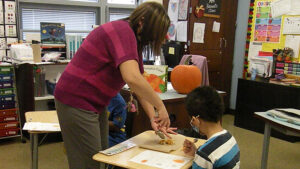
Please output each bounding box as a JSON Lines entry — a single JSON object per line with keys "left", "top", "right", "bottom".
{"left": 185, "top": 86, "right": 224, "bottom": 123}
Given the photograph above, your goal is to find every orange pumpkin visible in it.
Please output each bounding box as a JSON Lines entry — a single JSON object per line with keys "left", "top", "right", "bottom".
{"left": 170, "top": 65, "right": 202, "bottom": 94}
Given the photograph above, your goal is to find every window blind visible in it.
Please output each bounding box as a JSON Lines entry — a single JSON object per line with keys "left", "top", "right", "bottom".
{"left": 21, "top": 8, "right": 96, "bottom": 33}
{"left": 107, "top": 0, "right": 135, "bottom": 5}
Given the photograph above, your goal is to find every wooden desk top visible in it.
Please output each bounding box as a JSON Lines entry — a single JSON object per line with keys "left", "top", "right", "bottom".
{"left": 25, "top": 110, "right": 59, "bottom": 133}
{"left": 93, "top": 131, "right": 206, "bottom": 169}
{"left": 25, "top": 110, "right": 58, "bottom": 123}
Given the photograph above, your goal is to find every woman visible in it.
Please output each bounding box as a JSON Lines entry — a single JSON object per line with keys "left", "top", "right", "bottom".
{"left": 54, "top": 2, "right": 175, "bottom": 169}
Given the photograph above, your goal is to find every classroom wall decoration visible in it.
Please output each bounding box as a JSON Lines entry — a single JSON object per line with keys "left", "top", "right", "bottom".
{"left": 254, "top": 1, "right": 281, "bottom": 43}
{"left": 0, "top": 0, "right": 18, "bottom": 61}
{"left": 244, "top": 0, "right": 300, "bottom": 78}
{"left": 198, "top": 0, "right": 222, "bottom": 18}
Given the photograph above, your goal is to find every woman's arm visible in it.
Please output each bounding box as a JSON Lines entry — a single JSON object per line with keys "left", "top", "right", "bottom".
{"left": 119, "top": 60, "right": 170, "bottom": 128}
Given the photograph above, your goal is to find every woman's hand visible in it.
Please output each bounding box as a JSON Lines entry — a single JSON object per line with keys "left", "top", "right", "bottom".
{"left": 183, "top": 139, "right": 196, "bottom": 157}
{"left": 156, "top": 107, "right": 170, "bottom": 128}
{"left": 150, "top": 118, "right": 177, "bottom": 139}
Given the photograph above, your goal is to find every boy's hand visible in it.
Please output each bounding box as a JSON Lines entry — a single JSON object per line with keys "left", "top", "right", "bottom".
{"left": 183, "top": 139, "right": 196, "bottom": 157}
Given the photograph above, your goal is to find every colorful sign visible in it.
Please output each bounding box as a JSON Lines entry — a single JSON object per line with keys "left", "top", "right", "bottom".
{"left": 254, "top": 1, "right": 281, "bottom": 43}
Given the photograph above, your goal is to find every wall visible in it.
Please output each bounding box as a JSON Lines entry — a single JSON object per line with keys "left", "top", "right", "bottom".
{"left": 230, "top": 0, "right": 251, "bottom": 110}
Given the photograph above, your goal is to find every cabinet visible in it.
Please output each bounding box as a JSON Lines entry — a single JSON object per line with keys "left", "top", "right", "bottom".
{"left": 15, "top": 62, "right": 67, "bottom": 131}
{"left": 234, "top": 78, "right": 300, "bottom": 142}
{"left": 0, "top": 64, "right": 24, "bottom": 141}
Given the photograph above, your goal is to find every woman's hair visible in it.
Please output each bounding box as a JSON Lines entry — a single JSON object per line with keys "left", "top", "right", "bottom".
{"left": 185, "top": 86, "right": 224, "bottom": 123}
{"left": 128, "top": 2, "right": 170, "bottom": 56}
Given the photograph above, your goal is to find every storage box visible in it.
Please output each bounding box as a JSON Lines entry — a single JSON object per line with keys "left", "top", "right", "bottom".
{"left": 0, "top": 74, "right": 13, "bottom": 81}
{"left": 0, "top": 121, "right": 18, "bottom": 130}
{"left": 0, "top": 66, "right": 13, "bottom": 74}
{"left": 0, "top": 128, "right": 19, "bottom": 137}
{"left": 0, "top": 80, "right": 13, "bottom": 89}
{"left": 143, "top": 65, "right": 168, "bottom": 93}
{"left": 0, "top": 114, "right": 18, "bottom": 122}
{"left": 0, "top": 103, "right": 15, "bottom": 110}
{"left": 0, "top": 108, "right": 17, "bottom": 116}
{"left": 0, "top": 88, "right": 14, "bottom": 95}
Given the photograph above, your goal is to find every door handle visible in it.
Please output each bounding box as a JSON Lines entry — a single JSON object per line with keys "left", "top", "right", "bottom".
{"left": 223, "top": 38, "right": 227, "bottom": 48}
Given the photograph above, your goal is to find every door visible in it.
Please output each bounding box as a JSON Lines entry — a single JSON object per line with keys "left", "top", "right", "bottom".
{"left": 163, "top": 0, "right": 238, "bottom": 107}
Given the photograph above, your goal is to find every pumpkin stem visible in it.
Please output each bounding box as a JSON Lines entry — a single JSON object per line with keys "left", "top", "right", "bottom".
{"left": 184, "top": 55, "right": 193, "bottom": 65}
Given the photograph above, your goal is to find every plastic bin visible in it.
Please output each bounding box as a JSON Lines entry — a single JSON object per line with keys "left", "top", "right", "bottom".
{"left": 0, "top": 66, "right": 13, "bottom": 74}
{"left": 0, "top": 103, "right": 15, "bottom": 110}
{"left": 0, "top": 108, "right": 17, "bottom": 116}
{"left": 0, "top": 74, "right": 13, "bottom": 81}
{"left": 0, "top": 114, "right": 18, "bottom": 122}
{"left": 0, "top": 94, "right": 15, "bottom": 103}
{"left": 0, "top": 88, "right": 14, "bottom": 95}
{"left": 0, "top": 80, "right": 13, "bottom": 89}
{"left": 0, "top": 128, "right": 19, "bottom": 137}
{"left": 0, "top": 121, "right": 18, "bottom": 130}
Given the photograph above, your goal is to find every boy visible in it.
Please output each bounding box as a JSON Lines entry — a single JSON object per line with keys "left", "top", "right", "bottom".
{"left": 183, "top": 86, "right": 240, "bottom": 169}
{"left": 107, "top": 93, "right": 127, "bottom": 147}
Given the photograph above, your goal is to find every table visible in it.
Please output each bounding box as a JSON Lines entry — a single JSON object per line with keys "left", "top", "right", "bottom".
{"left": 254, "top": 112, "right": 300, "bottom": 169}
{"left": 93, "top": 130, "right": 206, "bottom": 169}
{"left": 122, "top": 83, "right": 226, "bottom": 137}
{"left": 25, "top": 110, "right": 60, "bottom": 169}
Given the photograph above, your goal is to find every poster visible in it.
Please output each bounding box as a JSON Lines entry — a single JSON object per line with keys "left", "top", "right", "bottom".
{"left": 176, "top": 21, "right": 188, "bottom": 42}
{"left": 254, "top": 1, "right": 281, "bottom": 43}
{"left": 168, "top": 0, "right": 179, "bottom": 21}
{"left": 178, "top": 0, "right": 189, "bottom": 20}
{"left": 193, "top": 23, "right": 205, "bottom": 43}
{"left": 167, "top": 21, "right": 177, "bottom": 41}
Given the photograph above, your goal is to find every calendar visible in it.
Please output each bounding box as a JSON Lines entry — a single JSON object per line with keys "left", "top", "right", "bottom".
{"left": 283, "top": 17, "right": 300, "bottom": 35}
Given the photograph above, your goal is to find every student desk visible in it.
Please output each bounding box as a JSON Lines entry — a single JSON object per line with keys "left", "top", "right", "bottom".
{"left": 25, "top": 110, "right": 60, "bottom": 169}
{"left": 254, "top": 112, "right": 300, "bottom": 169}
{"left": 93, "top": 130, "right": 206, "bottom": 169}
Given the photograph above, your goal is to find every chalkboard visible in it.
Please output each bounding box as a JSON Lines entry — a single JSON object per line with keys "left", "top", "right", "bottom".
{"left": 199, "top": 0, "right": 222, "bottom": 18}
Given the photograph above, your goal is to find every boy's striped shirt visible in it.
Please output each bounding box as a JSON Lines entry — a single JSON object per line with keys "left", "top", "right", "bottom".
{"left": 192, "top": 130, "right": 240, "bottom": 169}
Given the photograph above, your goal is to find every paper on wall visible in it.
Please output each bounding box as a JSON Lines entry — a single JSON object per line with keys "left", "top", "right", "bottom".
{"left": 288, "top": 0, "right": 300, "bottom": 15}
{"left": 129, "top": 150, "right": 192, "bottom": 169}
{"left": 248, "top": 42, "right": 262, "bottom": 61}
{"left": 178, "top": 0, "right": 189, "bottom": 20}
{"left": 270, "top": 0, "right": 291, "bottom": 18}
{"left": 285, "top": 35, "right": 300, "bottom": 59}
{"left": 167, "top": 21, "right": 177, "bottom": 41}
{"left": 176, "top": 21, "right": 187, "bottom": 42}
{"left": 283, "top": 17, "right": 300, "bottom": 35}
{"left": 168, "top": 0, "right": 179, "bottom": 21}
{"left": 212, "top": 21, "right": 220, "bottom": 33}
{"left": 193, "top": 23, "right": 205, "bottom": 43}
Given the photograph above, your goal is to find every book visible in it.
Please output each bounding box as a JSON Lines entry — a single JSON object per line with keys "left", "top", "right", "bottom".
{"left": 40, "top": 22, "right": 66, "bottom": 45}
{"left": 143, "top": 65, "right": 168, "bottom": 93}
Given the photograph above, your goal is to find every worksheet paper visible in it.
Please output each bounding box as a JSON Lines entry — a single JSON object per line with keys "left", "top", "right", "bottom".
{"left": 176, "top": 21, "right": 187, "bottom": 42}
{"left": 129, "top": 150, "right": 192, "bottom": 169}
{"left": 168, "top": 0, "right": 179, "bottom": 21}
{"left": 285, "top": 35, "right": 300, "bottom": 58}
{"left": 23, "top": 122, "right": 61, "bottom": 131}
{"left": 193, "top": 23, "right": 205, "bottom": 43}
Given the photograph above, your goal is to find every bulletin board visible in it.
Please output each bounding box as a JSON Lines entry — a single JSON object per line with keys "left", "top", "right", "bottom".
{"left": 243, "top": 0, "right": 300, "bottom": 78}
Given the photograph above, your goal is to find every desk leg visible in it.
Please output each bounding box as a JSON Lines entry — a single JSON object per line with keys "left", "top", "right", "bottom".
{"left": 261, "top": 122, "right": 271, "bottom": 169}
{"left": 30, "top": 133, "right": 38, "bottom": 169}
